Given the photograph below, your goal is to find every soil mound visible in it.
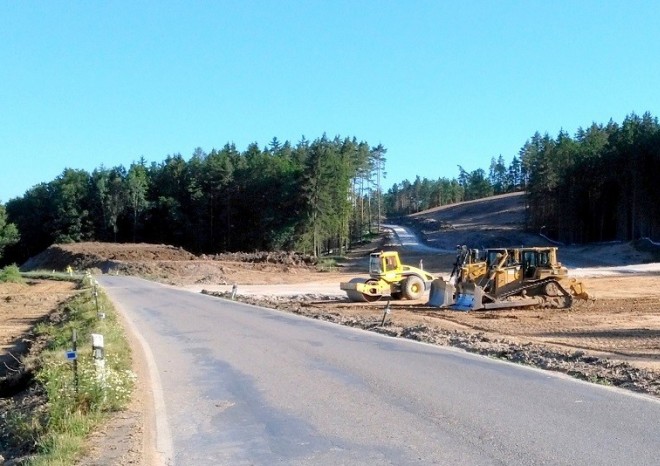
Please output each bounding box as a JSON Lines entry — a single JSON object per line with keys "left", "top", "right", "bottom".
{"left": 20, "top": 242, "right": 196, "bottom": 272}
{"left": 19, "top": 243, "right": 321, "bottom": 286}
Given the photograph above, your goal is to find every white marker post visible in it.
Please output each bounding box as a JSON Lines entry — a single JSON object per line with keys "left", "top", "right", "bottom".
{"left": 91, "top": 333, "right": 106, "bottom": 399}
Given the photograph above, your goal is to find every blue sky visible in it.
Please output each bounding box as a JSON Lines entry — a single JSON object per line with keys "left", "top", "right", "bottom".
{"left": 2, "top": 1, "right": 659, "bottom": 202}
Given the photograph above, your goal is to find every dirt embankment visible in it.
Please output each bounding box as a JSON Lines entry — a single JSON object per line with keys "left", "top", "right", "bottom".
{"left": 21, "top": 243, "right": 320, "bottom": 286}
{"left": 400, "top": 191, "right": 659, "bottom": 266}
{"left": 20, "top": 242, "right": 196, "bottom": 273}
{"left": 0, "top": 281, "right": 78, "bottom": 381}
{"left": 0, "top": 280, "right": 80, "bottom": 461}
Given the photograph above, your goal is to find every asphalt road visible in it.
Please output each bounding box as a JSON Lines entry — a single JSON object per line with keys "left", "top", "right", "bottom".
{"left": 99, "top": 275, "right": 660, "bottom": 465}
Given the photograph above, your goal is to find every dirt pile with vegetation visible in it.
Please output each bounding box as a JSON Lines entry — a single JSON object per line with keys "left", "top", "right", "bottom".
{"left": 21, "top": 242, "right": 196, "bottom": 272}
{"left": 0, "top": 281, "right": 77, "bottom": 380}
{"left": 0, "top": 281, "right": 78, "bottom": 460}
{"left": 202, "top": 250, "right": 318, "bottom": 267}
{"left": 19, "top": 243, "right": 322, "bottom": 287}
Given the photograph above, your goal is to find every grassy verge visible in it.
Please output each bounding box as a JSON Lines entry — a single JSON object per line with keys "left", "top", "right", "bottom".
{"left": 1, "top": 274, "right": 135, "bottom": 465}
{"left": 21, "top": 271, "right": 85, "bottom": 282}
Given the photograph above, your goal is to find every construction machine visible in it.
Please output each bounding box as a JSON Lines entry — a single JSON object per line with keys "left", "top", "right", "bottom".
{"left": 340, "top": 251, "right": 435, "bottom": 302}
{"left": 429, "top": 245, "right": 588, "bottom": 311}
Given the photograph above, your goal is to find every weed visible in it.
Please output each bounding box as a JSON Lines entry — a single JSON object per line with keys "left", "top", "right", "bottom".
{"left": 0, "top": 264, "right": 24, "bottom": 283}
{"left": 21, "top": 270, "right": 83, "bottom": 282}
{"left": 316, "top": 257, "right": 339, "bottom": 271}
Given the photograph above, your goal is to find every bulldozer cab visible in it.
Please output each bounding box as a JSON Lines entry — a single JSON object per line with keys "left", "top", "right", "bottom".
{"left": 522, "top": 249, "right": 543, "bottom": 278}
{"left": 485, "top": 247, "right": 565, "bottom": 292}
{"left": 520, "top": 247, "right": 564, "bottom": 279}
{"left": 485, "top": 249, "right": 523, "bottom": 268}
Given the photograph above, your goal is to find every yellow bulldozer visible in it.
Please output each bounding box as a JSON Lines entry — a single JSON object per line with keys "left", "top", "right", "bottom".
{"left": 429, "top": 245, "right": 589, "bottom": 311}
{"left": 340, "top": 251, "right": 435, "bottom": 302}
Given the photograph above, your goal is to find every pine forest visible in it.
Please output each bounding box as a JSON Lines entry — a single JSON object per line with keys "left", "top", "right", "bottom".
{"left": 2, "top": 112, "right": 659, "bottom": 265}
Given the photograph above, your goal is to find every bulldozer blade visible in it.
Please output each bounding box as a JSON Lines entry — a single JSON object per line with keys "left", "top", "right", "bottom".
{"left": 450, "top": 283, "right": 485, "bottom": 311}
{"left": 427, "top": 279, "right": 455, "bottom": 307}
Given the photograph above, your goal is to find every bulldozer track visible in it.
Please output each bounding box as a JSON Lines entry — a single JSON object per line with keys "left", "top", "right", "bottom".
{"left": 496, "top": 277, "right": 573, "bottom": 308}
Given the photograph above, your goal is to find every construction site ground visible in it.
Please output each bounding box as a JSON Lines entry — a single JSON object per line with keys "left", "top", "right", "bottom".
{"left": 11, "top": 241, "right": 660, "bottom": 382}
{"left": 1, "top": 211, "right": 660, "bottom": 462}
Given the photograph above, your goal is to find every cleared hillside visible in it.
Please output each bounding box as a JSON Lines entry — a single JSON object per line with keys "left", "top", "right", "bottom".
{"left": 404, "top": 192, "right": 658, "bottom": 266}
{"left": 407, "top": 192, "right": 542, "bottom": 249}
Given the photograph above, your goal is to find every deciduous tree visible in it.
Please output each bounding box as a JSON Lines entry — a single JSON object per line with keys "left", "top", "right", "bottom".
{"left": 0, "top": 203, "right": 19, "bottom": 259}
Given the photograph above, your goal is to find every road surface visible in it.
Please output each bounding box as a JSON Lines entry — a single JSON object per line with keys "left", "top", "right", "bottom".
{"left": 382, "top": 223, "right": 452, "bottom": 253}
{"left": 99, "top": 275, "right": 660, "bottom": 465}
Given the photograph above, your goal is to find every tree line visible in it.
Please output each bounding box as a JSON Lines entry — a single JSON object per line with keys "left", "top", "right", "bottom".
{"left": 2, "top": 135, "right": 388, "bottom": 265}
{"left": 524, "top": 112, "right": 660, "bottom": 243}
{"left": 385, "top": 112, "right": 660, "bottom": 244}
{"left": 384, "top": 153, "right": 527, "bottom": 215}
{"left": 3, "top": 113, "right": 659, "bottom": 265}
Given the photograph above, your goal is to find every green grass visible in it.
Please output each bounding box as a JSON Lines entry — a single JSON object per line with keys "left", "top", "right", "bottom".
{"left": 316, "top": 256, "right": 340, "bottom": 271}
{"left": 1, "top": 279, "right": 135, "bottom": 465}
{"left": 0, "top": 264, "right": 25, "bottom": 283}
{"left": 21, "top": 270, "right": 86, "bottom": 282}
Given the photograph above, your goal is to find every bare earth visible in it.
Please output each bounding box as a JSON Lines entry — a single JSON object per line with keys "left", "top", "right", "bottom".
{"left": 0, "top": 280, "right": 77, "bottom": 375}
{"left": 2, "top": 230, "right": 660, "bottom": 463}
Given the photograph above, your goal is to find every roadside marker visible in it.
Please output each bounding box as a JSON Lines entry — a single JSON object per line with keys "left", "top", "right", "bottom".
{"left": 381, "top": 299, "right": 392, "bottom": 326}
